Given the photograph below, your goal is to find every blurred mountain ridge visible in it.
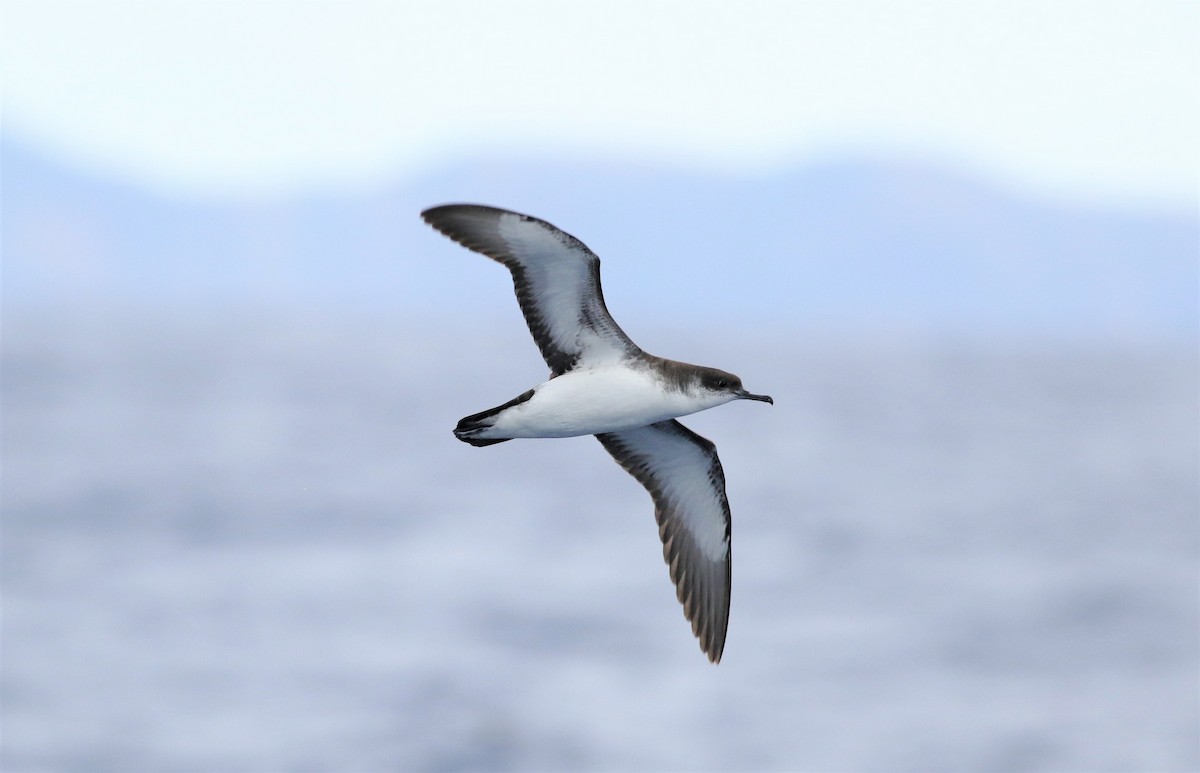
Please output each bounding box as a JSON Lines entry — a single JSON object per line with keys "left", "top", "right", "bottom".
{"left": 3, "top": 135, "right": 1195, "bottom": 340}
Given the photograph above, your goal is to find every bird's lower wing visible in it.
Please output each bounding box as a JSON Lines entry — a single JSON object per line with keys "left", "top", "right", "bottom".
{"left": 595, "top": 420, "right": 732, "bottom": 663}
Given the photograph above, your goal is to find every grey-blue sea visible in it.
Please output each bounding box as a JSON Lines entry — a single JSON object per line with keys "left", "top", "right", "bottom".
{"left": 3, "top": 310, "right": 1195, "bottom": 772}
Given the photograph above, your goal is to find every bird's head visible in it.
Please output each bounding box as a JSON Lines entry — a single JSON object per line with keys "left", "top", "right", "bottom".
{"left": 695, "top": 367, "right": 774, "bottom": 407}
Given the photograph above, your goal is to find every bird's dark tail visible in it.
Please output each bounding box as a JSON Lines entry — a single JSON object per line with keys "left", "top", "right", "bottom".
{"left": 453, "top": 388, "right": 534, "bottom": 447}
{"left": 453, "top": 417, "right": 511, "bottom": 447}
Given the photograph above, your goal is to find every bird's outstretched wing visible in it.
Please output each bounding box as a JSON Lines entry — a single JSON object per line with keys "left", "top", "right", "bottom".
{"left": 422, "top": 204, "right": 640, "bottom": 375}
{"left": 595, "top": 419, "right": 732, "bottom": 663}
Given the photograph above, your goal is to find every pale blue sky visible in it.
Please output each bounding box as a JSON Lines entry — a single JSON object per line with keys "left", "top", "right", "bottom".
{"left": 3, "top": 0, "right": 1197, "bottom": 208}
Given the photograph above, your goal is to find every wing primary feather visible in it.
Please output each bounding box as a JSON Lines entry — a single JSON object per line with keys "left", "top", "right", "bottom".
{"left": 596, "top": 420, "right": 732, "bottom": 663}
{"left": 422, "top": 204, "right": 641, "bottom": 374}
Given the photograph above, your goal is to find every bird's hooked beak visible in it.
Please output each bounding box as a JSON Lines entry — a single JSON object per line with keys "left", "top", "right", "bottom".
{"left": 735, "top": 389, "right": 774, "bottom": 405}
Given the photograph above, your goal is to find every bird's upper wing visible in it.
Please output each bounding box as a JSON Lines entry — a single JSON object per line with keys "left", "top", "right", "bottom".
{"left": 422, "top": 204, "right": 640, "bottom": 375}
{"left": 595, "top": 419, "right": 732, "bottom": 663}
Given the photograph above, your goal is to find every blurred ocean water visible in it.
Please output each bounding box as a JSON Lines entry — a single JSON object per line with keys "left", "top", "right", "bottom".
{"left": 2, "top": 309, "right": 1196, "bottom": 771}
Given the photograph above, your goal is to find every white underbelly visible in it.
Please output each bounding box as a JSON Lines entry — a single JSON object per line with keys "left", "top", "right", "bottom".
{"left": 489, "top": 366, "right": 698, "bottom": 438}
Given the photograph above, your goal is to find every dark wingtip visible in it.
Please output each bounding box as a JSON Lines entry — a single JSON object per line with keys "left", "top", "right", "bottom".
{"left": 421, "top": 203, "right": 513, "bottom": 225}
{"left": 420, "top": 204, "right": 454, "bottom": 223}
{"left": 421, "top": 203, "right": 478, "bottom": 217}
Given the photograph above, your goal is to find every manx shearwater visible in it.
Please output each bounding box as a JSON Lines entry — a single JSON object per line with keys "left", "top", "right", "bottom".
{"left": 422, "top": 204, "right": 773, "bottom": 663}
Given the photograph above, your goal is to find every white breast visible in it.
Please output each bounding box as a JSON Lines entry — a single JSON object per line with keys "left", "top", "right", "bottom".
{"left": 489, "top": 365, "right": 716, "bottom": 438}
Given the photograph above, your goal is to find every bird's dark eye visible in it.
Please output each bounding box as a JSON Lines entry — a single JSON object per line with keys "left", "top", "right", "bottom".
{"left": 715, "top": 378, "right": 728, "bottom": 389}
